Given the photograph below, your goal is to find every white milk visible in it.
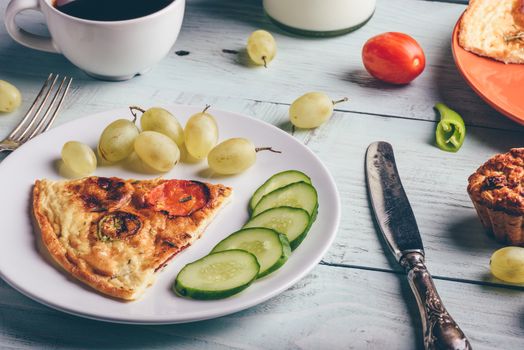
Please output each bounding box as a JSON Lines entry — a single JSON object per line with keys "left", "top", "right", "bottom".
{"left": 263, "top": 0, "right": 376, "bottom": 35}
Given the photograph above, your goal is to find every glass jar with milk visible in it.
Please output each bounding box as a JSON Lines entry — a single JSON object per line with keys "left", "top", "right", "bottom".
{"left": 263, "top": 0, "right": 376, "bottom": 36}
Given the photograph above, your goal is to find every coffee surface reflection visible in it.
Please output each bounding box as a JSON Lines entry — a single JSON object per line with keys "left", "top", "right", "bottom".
{"left": 53, "top": 0, "right": 175, "bottom": 21}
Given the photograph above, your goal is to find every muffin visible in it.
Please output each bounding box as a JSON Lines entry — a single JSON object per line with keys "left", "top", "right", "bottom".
{"left": 467, "top": 148, "right": 524, "bottom": 246}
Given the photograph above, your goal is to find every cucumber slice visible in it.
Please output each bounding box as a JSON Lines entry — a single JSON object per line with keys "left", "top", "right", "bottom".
{"left": 252, "top": 181, "right": 318, "bottom": 218}
{"left": 249, "top": 170, "right": 312, "bottom": 212}
{"left": 174, "top": 250, "right": 259, "bottom": 300}
{"left": 244, "top": 207, "right": 312, "bottom": 250}
{"left": 212, "top": 228, "right": 291, "bottom": 278}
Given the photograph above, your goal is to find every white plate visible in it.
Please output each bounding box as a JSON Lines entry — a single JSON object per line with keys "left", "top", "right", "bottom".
{"left": 0, "top": 105, "right": 340, "bottom": 324}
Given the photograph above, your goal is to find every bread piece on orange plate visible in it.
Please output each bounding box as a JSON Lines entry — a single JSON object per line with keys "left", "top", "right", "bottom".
{"left": 33, "top": 176, "right": 232, "bottom": 300}
{"left": 459, "top": 0, "right": 524, "bottom": 64}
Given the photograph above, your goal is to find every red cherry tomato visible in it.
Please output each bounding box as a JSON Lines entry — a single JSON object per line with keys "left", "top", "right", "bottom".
{"left": 362, "top": 32, "right": 425, "bottom": 84}
{"left": 146, "top": 180, "right": 209, "bottom": 217}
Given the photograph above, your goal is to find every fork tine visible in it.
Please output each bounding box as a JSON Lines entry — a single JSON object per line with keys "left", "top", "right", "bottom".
{"left": 41, "top": 76, "right": 72, "bottom": 133}
{"left": 11, "top": 74, "right": 59, "bottom": 141}
{"left": 8, "top": 73, "right": 55, "bottom": 140}
{"left": 26, "top": 76, "right": 73, "bottom": 140}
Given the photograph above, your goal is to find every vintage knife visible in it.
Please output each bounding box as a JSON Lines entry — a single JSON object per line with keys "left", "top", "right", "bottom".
{"left": 365, "top": 141, "right": 472, "bottom": 350}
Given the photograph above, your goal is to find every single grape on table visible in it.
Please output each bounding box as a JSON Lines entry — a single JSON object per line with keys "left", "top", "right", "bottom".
{"left": 134, "top": 131, "right": 180, "bottom": 172}
{"left": 61, "top": 141, "right": 97, "bottom": 176}
{"left": 0, "top": 80, "right": 22, "bottom": 113}
{"left": 131, "top": 106, "right": 185, "bottom": 147}
{"left": 207, "top": 137, "right": 281, "bottom": 175}
{"left": 98, "top": 118, "right": 140, "bottom": 162}
{"left": 490, "top": 246, "right": 524, "bottom": 283}
{"left": 289, "top": 92, "right": 348, "bottom": 129}
{"left": 184, "top": 106, "right": 219, "bottom": 160}
{"left": 246, "top": 30, "right": 276, "bottom": 67}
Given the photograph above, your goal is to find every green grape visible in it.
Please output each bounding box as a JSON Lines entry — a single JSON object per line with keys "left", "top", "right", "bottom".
{"left": 289, "top": 92, "right": 348, "bottom": 129}
{"left": 140, "top": 107, "right": 184, "bottom": 147}
{"left": 0, "top": 80, "right": 22, "bottom": 113}
{"left": 98, "top": 119, "right": 139, "bottom": 162}
{"left": 247, "top": 30, "right": 276, "bottom": 67}
{"left": 208, "top": 138, "right": 256, "bottom": 175}
{"left": 208, "top": 138, "right": 281, "bottom": 175}
{"left": 184, "top": 107, "right": 218, "bottom": 160}
{"left": 134, "top": 131, "right": 180, "bottom": 172}
{"left": 61, "top": 141, "right": 97, "bottom": 176}
{"left": 490, "top": 247, "right": 524, "bottom": 283}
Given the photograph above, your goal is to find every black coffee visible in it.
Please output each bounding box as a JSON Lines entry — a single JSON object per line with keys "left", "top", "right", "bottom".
{"left": 53, "top": 0, "right": 175, "bottom": 22}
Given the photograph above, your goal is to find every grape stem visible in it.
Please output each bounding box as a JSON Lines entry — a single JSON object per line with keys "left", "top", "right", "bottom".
{"left": 129, "top": 106, "right": 146, "bottom": 123}
{"left": 202, "top": 105, "right": 211, "bottom": 114}
{"left": 255, "top": 147, "right": 281, "bottom": 153}
{"left": 332, "top": 97, "right": 349, "bottom": 106}
{"left": 262, "top": 56, "right": 267, "bottom": 68}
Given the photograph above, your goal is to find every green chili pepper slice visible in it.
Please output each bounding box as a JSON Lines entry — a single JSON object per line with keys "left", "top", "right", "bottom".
{"left": 97, "top": 211, "right": 141, "bottom": 242}
{"left": 434, "top": 102, "right": 466, "bottom": 152}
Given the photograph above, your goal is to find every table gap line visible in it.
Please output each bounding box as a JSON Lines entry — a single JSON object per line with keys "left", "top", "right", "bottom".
{"left": 246, "top": 98, "right": 524, "bottom": 133}
{"left": 319, "top": 260, "right": 524, "bottom": 291}
{"left": 420, "top": 0, "right": 468, "bottom": 4}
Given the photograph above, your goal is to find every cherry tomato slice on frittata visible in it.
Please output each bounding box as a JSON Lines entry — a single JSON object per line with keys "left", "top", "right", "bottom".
{"left": 146, "top": 180, "right": 209, "bottom": 217}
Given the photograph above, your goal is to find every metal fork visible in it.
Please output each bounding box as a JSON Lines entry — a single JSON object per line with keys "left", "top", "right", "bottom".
{"left": 0, "top": 73, "right": 72, "bottom": 153}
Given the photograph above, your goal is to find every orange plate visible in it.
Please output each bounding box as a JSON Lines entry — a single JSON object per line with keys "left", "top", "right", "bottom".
{"left": 452, "top": 15, "right": 524, "bottom": 125}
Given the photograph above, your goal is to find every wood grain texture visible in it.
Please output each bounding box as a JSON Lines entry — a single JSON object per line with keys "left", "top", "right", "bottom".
{"left": 0, "top": 89, "right": 523, "bottom": 282}
{"left": 305, "top": 106, "right": 524, "bottom": 286}
{"left": 25, "top": 91, "right": 519, "bottom": 288}
{"left": 0, "top": 0, "right": 520, "bottom": 132}
{"left": 180, "top": 96, "right": 524, "bottom": 288}
{"left": 0, "top": 265, "right": 522, "bottom": 350}
{"left": 0, "top": 0, "right": 523, "bottom": 348}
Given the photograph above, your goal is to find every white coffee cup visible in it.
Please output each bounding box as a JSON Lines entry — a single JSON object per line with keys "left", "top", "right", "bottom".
{"left": 5, "top": 0, "right": 185, "bottom": 81}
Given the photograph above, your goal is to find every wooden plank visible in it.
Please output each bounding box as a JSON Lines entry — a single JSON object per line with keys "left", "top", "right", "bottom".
{"left": 0, "top": 0, "right": 519, "bottom": 131}
{"left": 152, "top": 96, "right": 523, "bottom": 287}
{"left": 0, "top": 265, "right": 521, "bottom": 349}
{"left": 290, "top": 103, "right": 524, "bottom": 287}
{"left": 0, "top": 90, "right": 521, "bottom": 285}
{"left": 138, "top": 95, "right": 524, "bottom": 287}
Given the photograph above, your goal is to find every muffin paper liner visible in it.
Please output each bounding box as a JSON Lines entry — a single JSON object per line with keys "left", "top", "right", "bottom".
{"left": 470, "top": 198, "right": 524, "bottom": 246}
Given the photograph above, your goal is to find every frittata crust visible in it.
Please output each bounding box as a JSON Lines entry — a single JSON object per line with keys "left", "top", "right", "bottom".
{"left": 33, "top": 177, "right": 232, "bottom": 300}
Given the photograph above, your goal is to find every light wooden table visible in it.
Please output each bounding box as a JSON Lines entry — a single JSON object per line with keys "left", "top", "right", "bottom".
{"left": 1, "top": 0, "right": 523, "bottom": 349}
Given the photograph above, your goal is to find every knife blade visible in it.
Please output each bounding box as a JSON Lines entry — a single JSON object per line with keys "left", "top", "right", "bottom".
{"left": 365, "top": 141, "right": 472, "bottom": 350}
{"left": 365, "top": 141, "right": 423, "bottom": 262}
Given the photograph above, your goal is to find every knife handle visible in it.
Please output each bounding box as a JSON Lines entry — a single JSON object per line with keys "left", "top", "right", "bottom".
{"left": 401, "top": 252, "right": 472, "bottom": 350}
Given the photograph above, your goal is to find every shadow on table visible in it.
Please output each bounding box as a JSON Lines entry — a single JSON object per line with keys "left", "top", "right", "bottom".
{"left": 432, "top": 37, "right": 524, "bottom": 132}
{"left": 0, "top": 40, "right": 80, "bottom": 80}
{"left": 0, "top": 38, "right": 151, "bottom": 85}
{"left": 191, "top": 0, "right": 322, "bottom": 40}
{"left": 341, "top": 69, "right": 411, "bottom": 92}
{"left": 367, "top": 195, "right": 423, "bottom": 350}
{"left": 445, "top": 216, "right": 524, "bottom": 289}
{"left": 0, "top": 293, "right": 240, "bottom": 349}
{"left": 444, "top": 215, "right": 497, "bottom": 252}
{"left": 520, "top": 307, "right": 524, "bottom": 331}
